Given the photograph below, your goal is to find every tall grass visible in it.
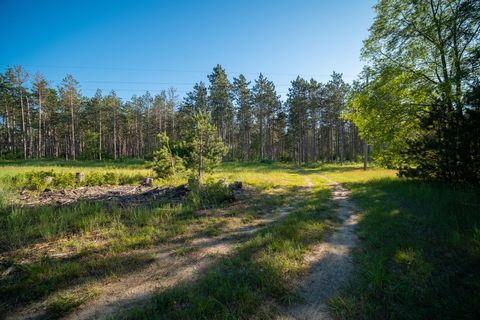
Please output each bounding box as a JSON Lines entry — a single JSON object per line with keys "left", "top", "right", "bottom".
{"left": 326, "top": 172, "right": 480, "bottom": 319}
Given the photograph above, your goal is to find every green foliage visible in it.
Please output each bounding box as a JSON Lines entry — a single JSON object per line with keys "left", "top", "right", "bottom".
{"left": 346, "top": 67, "right": 427, "bottom": 167}
{"left": 208, "top": 64, "right": 235, "bottom": 153}
{"left": 81, "top": 130, "right": 99, "bottom": 160}
{"left": 152, "top": 132, "right": 185, "bottom": 178}
{"left": 399, "top": 83, "right": 480, "bottom": 182}
{"left": 353, "top": 0, "right": 480, "bottom": 181}
{"left": 187, "top": 178, "right": 233, "bottom": 208}
{"left": 278, "top": 151, "right": 292, "bottom": 162}
{"left": 1, "top": 170, "right": 145, "bottom": 191}
{"left": 152, "top": 113, "right": 226, "bottom": 181}
{"left": 189, "top": 111, "right": 227, "bottom": 180}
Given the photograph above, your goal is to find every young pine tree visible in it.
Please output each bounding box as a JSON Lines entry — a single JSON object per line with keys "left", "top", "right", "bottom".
{"left": 190, "top": 111, "right": 227, "bottom": 181}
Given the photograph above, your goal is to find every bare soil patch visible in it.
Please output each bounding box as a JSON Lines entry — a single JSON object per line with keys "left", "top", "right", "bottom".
{"left": 282, "top": 176, "right": 359, "bottom": 320}
{"left": 13, "top": 185, "right": 189, "bottom": 208}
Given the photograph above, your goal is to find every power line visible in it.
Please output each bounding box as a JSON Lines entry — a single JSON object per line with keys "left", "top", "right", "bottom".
{"left": 52, "top": 80, "right": 294, "bottom": 87}
{"left": 1, "top": 63, "right": 357, "bottom": 78}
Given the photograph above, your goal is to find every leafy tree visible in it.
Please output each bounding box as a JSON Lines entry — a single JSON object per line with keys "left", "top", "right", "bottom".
{"left": 360, "top": 0, "right": 480, "bottom": 181}
{"left": 347, "top": 67, "right": 428, "bottom": 167}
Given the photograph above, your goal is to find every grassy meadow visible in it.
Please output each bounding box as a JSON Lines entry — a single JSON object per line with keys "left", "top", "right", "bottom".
{"left": 0, "top": 160, "right": 478, "bottom": 319}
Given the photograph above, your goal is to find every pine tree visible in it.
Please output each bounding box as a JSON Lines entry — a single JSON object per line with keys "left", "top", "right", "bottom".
{"left": 232, "top": 74, "right": 253, "bottom": 160}
{"left": 208, "top": 64, "right": 234, "bottom": 157}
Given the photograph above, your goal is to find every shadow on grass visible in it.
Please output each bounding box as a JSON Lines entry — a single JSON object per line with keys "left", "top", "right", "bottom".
{"left": 0, "top": 175, "right": 324, "bottom": 319}
{"left": 0, "top": 249, "right": 156, "bottom": 315}
{"left": 330, "top": 178, "right": 480, "bottom": 319}
{"left": 118, "top": 185, "right": 336, "bottom": 320}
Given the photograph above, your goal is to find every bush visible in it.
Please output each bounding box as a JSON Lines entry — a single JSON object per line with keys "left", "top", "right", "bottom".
{"left": 84, "top": 172, "right": 105, "bottom": 186}
{"left": 187, "top": 178, "right": 233, "bottom": 208}
{"left": 52, "top": 172, "right": 76, "bottom": 189}
{"left": 278, "top": 152, "right": 292, "bottom": 163}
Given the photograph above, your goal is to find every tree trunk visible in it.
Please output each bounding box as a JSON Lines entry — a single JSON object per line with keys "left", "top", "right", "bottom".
{"left": 363, "top": 139, "right": 368, "bottom": 171}
{"left": 20, "top": 93, "right": 27, "bottom": 159}
{"left": 69, "top": 93, "right": 76, "bottom": 160}
{"left": 113, "top": 108, "right": 117, "bottom": 160}
{"left": 339, "top": 122, "right": 345, "bottom": 165}
{"left": 259, "top": 115, "right": 263, "bottom": 160}
{"left": 198, "top": 136, "right": 203, "bottom": 181}
{"left": 38, "top": 90, "right": 42, "bottom": 158}
{"left": 26, "top": 97, "right": 33, "bottom": 157}
{"left": 99, "top": 107, "right": 102, "bottom": 160}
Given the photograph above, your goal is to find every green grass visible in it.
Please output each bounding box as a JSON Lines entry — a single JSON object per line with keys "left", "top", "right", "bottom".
{"left": 120, "top": 182, "right": 336, "bottom": 319}
{"left": 0, "top": 158, "right": 148, "bottom": 170}
{"left": 2, "top": 160, "right": 478, "bottom": 319}
{"left": 0, "top": 160, "right": 332, "bottom": 318}
{"left": 0, "top": 159, "right": 154, "bottom": 191}
{"left": 322, "top": 167, "right": 480, "bottom": 320}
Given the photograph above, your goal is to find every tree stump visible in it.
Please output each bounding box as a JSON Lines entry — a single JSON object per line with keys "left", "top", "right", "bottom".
{"left": 43, "top": 176, "right": 54, "bottom": 184}
{"left": 142, "top": 177, "right": 154, "bottom": 187}
{"left": 76, "top": 172, "right": 85, "bottom": 184}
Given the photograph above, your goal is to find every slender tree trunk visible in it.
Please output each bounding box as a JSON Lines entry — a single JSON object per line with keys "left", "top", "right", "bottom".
{"left": 99, "top": 106, "right": 102, "bottom": 160}
{"left": 259, "top": 115, "right": 263, "bottom": 160}
{"left": 5, "top": 102, "right": 12, "bottom": 153}
{"left": 69, "top": 93, "right": 75, "bottom": 160}
{"left": 38, "top": 90, "right": 42, "bottom": 158}
{"left": 339, "top": 122, "right": 345, "bottom": 165}
{"left": 26, "top": 97, "right": 33, "bottom": 157}
{"left": 329, "top": 126, "right": 333, "bottom": 162}
{"left": 363, "top": 139, "right": 368, "bottom": 171}
{"left": 20, "top": 93, "right": 27, "bottom": 159}
{"left": 198, "top": 134, "right": 203, "bottom": 181}
{"left": 113, "top": 107, "right": 117, "bottom": 160}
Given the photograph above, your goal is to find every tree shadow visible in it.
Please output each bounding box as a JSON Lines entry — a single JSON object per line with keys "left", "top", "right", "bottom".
{"left": 330, "top": 178, "right": 480, "bottom": 319}
{"left": 106, "top": 186, "right": 335, "bottom": 319}
{"left": 0, "top": 181, "right": 319, "bottom": 318}
{"left": 0, "top": 248, "right": 156, "bottom": 315}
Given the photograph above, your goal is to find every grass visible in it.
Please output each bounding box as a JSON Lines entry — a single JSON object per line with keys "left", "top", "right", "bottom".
{"left": 121, "top": 180, "right": 336, "bottom": 319}
{"left": 0, "top": 159, "right": 154, "bottom": 192}
{"left": 321, "top": 167, "right": 480, "bottom": 319}
{"left": 1, "top": 160, "right": 478, "bottom": 319}
{"left": 0, "top": 160, "right": 334, "bottom": 318}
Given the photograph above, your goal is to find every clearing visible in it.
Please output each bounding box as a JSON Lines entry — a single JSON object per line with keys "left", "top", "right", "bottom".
{"left": 1, "top": 161, "right": 479, "bottom": 319}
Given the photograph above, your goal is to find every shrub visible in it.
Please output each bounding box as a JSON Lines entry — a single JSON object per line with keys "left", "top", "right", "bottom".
{"left": 2, "top": 170, "right": 147, "bottom": 191}
{"left": 84, "top": 172, "right": 105, "bottom": 186}
{"left": 53, "top": 172, "right": 76, "bottom": 189}
{"left": 152, "top": 133, "right": 186, "bottom": 179}
{"left": 187, "top": 178, "right": 233, "bottom": 208}
{"left": 103, "top": 172, "right": 119, "bottom": 185}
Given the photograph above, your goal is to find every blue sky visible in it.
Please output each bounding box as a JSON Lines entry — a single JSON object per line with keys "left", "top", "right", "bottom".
{"left": 0, "top": 0, "right": 376, "bottom": 100}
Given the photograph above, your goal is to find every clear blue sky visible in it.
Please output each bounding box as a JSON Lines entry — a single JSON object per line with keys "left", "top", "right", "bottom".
{"left": 0, "top": 0, "right": 376, "bottom": 100}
